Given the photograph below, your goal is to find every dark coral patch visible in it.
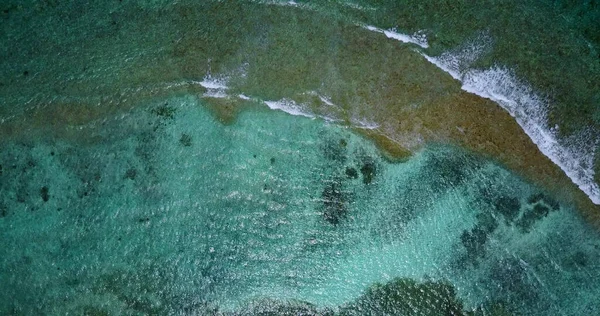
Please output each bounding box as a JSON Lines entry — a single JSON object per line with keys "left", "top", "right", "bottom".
{"left": 360, "top": 161, "right": 376, "bottom": 185}
{"left": 494, "top": 196, "right": 521, "bottom": 222}
{"left": 571, "top": 251, "right": 588, "bottom": 267}
{"left": 322, "top": 180, "right": 347, "bottom": 225}
{"left": 426, "top": 151, "right": 473, "bottom": 190}
{"left": 321, "top": 137, "right": 347, "bottom": 163}
{"left": 527, "top": 193, "right": 544, "bottom": 204}
{"left": 124, "top": 168, "right": 137, "bottom": 180}
{"left": 339, "top": 278, "right": 464, "bottom": 316}
{"left": 179, "top": 133, "right": 192, "bottom": 147}
{"left": 40, "top": 186, "right": 50, "bottom": 202}
{"left": 527, "top": 193, "right": 560, "bottom": 210}
{"left": 517, "top": 204, "right": 551, "bottom": 233}
{"left": 240, "top": 299, "right": 322, "bottom": 316}
{"left": 345, "top": 167, "right": 358, "bottom": 179}
{"left": 476, "top": 211, "right": 498, "bottom": 233}
{"left": 151, "top": 104, "right": 176, "bottom": 120}
{"left": 461, "top": 227, "right": 488, "bottom": 259}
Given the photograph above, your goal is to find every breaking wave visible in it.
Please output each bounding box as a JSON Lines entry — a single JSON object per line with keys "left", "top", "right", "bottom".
{"left": 421, "top": 40, "right": 600, "bottom": 204}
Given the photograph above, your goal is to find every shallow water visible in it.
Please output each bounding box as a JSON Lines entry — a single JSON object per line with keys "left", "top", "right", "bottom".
{"left": 1, "top": 1, "right": 599, "bottom": 315}
{"left": 1, "top": 97, "right": 598, "bottom": 315}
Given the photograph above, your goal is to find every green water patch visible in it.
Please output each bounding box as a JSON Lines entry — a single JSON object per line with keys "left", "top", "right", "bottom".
{"left": 0, "top": 96, "right": 599, "bottom": 314}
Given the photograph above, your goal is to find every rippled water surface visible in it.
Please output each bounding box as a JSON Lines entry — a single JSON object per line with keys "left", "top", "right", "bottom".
{"left": 1, "top": 1, "right": 599, "bottom": 315}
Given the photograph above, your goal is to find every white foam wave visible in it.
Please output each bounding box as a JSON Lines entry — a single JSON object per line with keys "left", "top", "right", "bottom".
{"left": 422, "top": 43, "right": 600, "bottom": 204}
{"left": 421, "top": 54, "right": 460, "bottom": 80}
{"left": 318, "top": 95, "right": 334, "bottom": 106}
{"left": 342, "top": 2, "right": 376, "bottom": 11}
{"left": 303, "top": 91, "right": 338, "bottom": 108}
{"left": 193, "top": 75, "right": 231, "bottom": 99}
{"left": 264, "top": 99, "right": 315, "bottom": 119}
{"left": 419, "top": 35, "right": 490, "bottom": 80}
{"left": 353, "top": 119, "right": 379, "bottom": 130}
{"left": 263, "top": 97, "right": 344, "bottom": 124}
{"left": 363, "top": 25, "right": 428, "bottom": 49}
{"left": 203, "top": 90, "right": 229, "bottom": 99}
{"left": 258, "top": 0, "right": 312, "bottom": 9}
{"left": 196, "top": 76, "right": 229, "bottom": 90}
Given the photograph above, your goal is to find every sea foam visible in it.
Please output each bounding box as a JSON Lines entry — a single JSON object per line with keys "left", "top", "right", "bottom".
{"left": 196, "top": 76, "right": 229, "bottom": 90}
{"left": 363, "top": 25, "right": 429, "bottom": 49}
{"left": 264, "top": 99, "right": 315, "bottom": 119}
{"left": 352, "top": 119, "right": 379, "bottom": 130}
{"left": 193, "top": 75, "right": 230, "bottom": 99}
{"left": 421, "top": 41, "right": 600, "bottom": 205}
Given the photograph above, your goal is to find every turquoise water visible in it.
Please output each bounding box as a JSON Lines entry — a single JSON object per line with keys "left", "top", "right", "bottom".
{"left": 1, "top": 0, "right": 600, "bottom": 315}
{"left": 1, "top": 96, "right": 599, "bottom": 314}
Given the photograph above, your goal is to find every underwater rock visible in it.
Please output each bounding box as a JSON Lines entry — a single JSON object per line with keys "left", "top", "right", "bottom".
{"left": 321, "top": 137, "right": 347, "bottom": 163}
{"left": 484, "top": 189, "right": 559, "bottom": 233}
{"left": 94, "top": 265, "right": 183, "bottom": 315}
{"left": 338, "top": 278, "right": 464, "bottom": 316}
{"left": 40, "top": 186, "right": 49, "bottom": 202}
{"left": 526, "top": 193, "right": 544, "bottom": 204}
{"left": 322, "top": 180, "right": 347, "bottom": 225}
{"left": 179, "top": 133, "right": 192, "bottom": 147}
{"left": 82, "top": 306, "right": 109, "bottom": 316}
{"left": 493, "top": 196, "right": 521, "bottom": 222}
{"left": 16, "top": 187, "right": 27, "bottom": 203}
{"left": 516, "top": 204, "right": 551, "bottom": 233}
{"left": 124, "top": 168, "right": 137, "bottom": 180}
{"left": 20, "top": 159, "right": 36, "bottom": 174}
{"left": 151, "top": 104, "right": 176, "bottom": 120}
{"left": 475, "top": 211, "right": 499, "bottom": 233}
{"left": 360, "top": 160, "right": 376, "bottom": 185}
{"left": 150, "top": 104, "right": 177, "bottom": 131}
{"left": 74, "top": 167, "right": 102, "bottom": 199}
{"left": 461, "top": 227, "right": 488, "bottom": 259}
{"left": 527, "top": 193, "right": 560, "bottom": 211}
{"left": 570, "top": 251, "right": 588, "bottom": 267}
{"left": 234, "top": 298, "right": 326, "bottom": 316}
{"left": 426, "top": 151, "right": 472, "bottom": 190}
{"left": 456, "top": 212, "right": 497, "bottom": 265}
{"left": 345, "top": 167, "right": 358, "bottom": 179}
{"left": 178, "top": 301, "right": 220, "bottom": 316}
{"left": 470, "top": 302, "right": 514, "bottom": 316}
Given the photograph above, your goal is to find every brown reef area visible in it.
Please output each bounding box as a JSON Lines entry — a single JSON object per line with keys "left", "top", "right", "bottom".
{"left": 1, "top": 2, "right": 598, "bottom": 225}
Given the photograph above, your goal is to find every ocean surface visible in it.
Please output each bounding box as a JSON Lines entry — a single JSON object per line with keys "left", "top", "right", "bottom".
{"left": 1, "top": 1, "right": 599, "bottom": 315}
